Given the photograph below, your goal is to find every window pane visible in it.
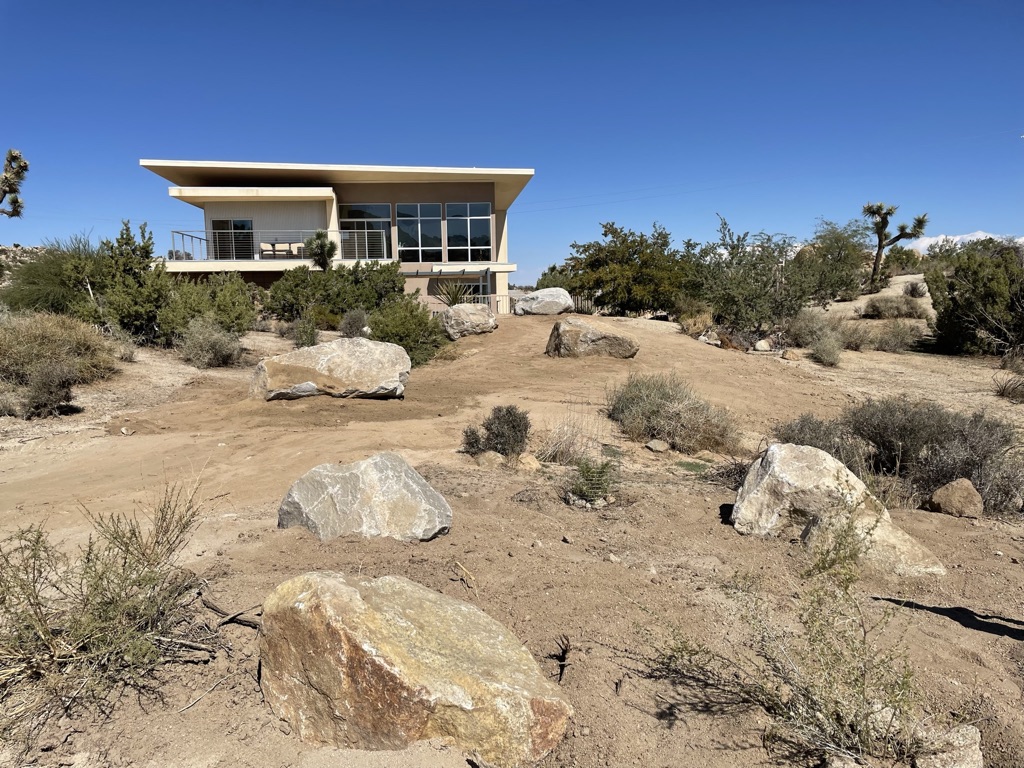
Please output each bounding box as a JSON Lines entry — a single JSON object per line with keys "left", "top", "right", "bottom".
{"left": 422, "top": 249, "right": 442, "bottom": 263}
{"left": 446, "top": 203, "right": 468, "bottom": 218}
{"left": 397, "top": 204, "right": 418, "bottom": 218}
{"left": 448, "top": 249, "right": 469, "bottom": 262}
{"left": 447, "top": 218, "right": 468, "bottom": 247}
{"left": 212, "top": 219, "right": 229, "bottom": 231}
{"left": 469, "top": 202, "right": 491, "bottom": 217}
{"left": 233, "top": 220, "right": 253, "bottom": 231}
{"left": 341, "top": 204, "right": 390, "bottom": 220}
{"left": 397, "top": 220, "right": 419, "bottom": 247}
{"left": 420, "top": 203, "right": 442, "bottom": 219}
{"left": 420, "top": 219, "right": 442, "bottom": 247}
{"left": 399, "top": 250, "right": 419, "bottom": 263}
{"left": 470, "top": 219, "right": 490, "bottom": 246}
{"left": 470, "top": 248, "right": 491, "bottom": 262}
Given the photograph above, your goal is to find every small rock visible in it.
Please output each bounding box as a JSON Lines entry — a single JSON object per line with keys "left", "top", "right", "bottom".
{"left": 781, "top": 348, "right": 800, "bottom": 361}
{"left": 476, "top": 450, "right": 505, "bottom": 469}
{"left": 645, "top": 439, "right": 670, "bottom": 453}
{"left": 916, "top": 724, "right": 983, "bottom": 768}
{"left": 562, "top": 535, "right": 573, "bottom": 544}
{"left": 592, "top": 498, "right": 607, "bottom": 509}
{"left": 753, "top": 339, "right": 772, "bottom": 352}
{"left": 926, "top": 478, "right": 984, "bottom": 518}
{"left": 517, "top": 454, "right": 542, "bottom": 473}
{"left": 580, "top": 726, "right": 591, "bottom": 737}
{"left": 605, "top": 553, "right": 621, "bottom": 564}
{"left": 995, "top": 550, "right": 1004, "bottom": 557}
{"left": 532, "top": 540, "right": 543, "bottom": 549}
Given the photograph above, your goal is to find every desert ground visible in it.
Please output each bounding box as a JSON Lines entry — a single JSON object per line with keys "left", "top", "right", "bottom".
{"left": 2, "top": 295, "right": 1024, "bottom": 767}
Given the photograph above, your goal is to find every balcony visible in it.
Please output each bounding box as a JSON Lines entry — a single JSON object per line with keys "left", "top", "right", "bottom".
{"left": 167, "top": 229, "right": 390, "bottom": 262}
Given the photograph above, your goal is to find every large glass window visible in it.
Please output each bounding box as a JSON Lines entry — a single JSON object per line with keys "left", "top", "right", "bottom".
{"left": 397, "top": 203, "right": 442, "bottom": 263}
{"left": 211, "top": 219, "right": 254, "bottom": 260}
{"left": 446, "top": 203, "right": 491, "bottom": 262}
{"left": 339, "top": 203, "right": 391, "bottom": 259}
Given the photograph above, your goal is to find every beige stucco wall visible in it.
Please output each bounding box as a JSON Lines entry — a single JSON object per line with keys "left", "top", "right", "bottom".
{"left": 203, "top": 201, "right": 328, "bottom": 233}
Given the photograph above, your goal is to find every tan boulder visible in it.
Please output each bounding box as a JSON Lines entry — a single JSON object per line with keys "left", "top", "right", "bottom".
{"left": 732, "top": 444, "right": 946, "bottom": 576}
{"left": 544, "top": 318, "right": 639, "bottom": 359}
{"left": 441, "top": 303, "right": 498, "bottom": 340}
{"left": 260, "top": 572, "right": 572, "bottom": 768}
{"left": 916, "top": 724, "right": 984, "bottom": 768}
{"left": 251, "top": 337, "right": 410, "bottom": 401}
{"left": 926, "top": 478, "right": 984, "bottom": 518}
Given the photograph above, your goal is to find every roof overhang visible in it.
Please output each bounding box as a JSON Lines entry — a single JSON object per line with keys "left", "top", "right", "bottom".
{"left": 170, "top": 186, "right": 336, "bottom": 207}
{"left": 141, "top": 159, "right": 534, "bottom": 209}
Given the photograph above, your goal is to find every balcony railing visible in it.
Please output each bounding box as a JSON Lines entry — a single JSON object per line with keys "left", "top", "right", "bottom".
{"left": 167, "top": 230, "right": 390, "bottom": 262}
{"left": 424, "top": 293, "right": 516, "bottom": 316}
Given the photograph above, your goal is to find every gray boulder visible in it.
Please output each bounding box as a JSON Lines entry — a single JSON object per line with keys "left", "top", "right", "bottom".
{"left": 513, "top": 287, "right": 573, "bottom": 316}
{"left": 732, "top": 443, "right": 946, "bottom": 576}
{"left": 545, "top": 317, "right": 639, "bottom": 359}
{"left": 278, "top": 452, "right": 452, "bottom": 542}
{"left": 251, "top": 337, "right": 410, "bottom": 401}
{"left": 260, "top": 572, "right": 572, "bottom": 768}
{"left": 441, "top": 302, "right": 498, "bottom": 340}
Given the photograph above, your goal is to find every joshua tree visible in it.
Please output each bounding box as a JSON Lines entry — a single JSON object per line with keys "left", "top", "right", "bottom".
{"left": 863, "top": 202, "right": 928, "bottom": 288}
{"left": 0, "top": 149, "right": 29, "bottom": 218}
{"left": 304, "top": 229, "right": 337, "bottom": 271}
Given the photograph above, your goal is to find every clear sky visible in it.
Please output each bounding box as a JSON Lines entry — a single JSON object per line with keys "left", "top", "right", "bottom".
{"left": 3, "top": 0, "right": 1022, "bottom": 281}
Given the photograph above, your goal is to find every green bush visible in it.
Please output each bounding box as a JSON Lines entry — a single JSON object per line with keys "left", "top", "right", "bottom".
{"left": 862, "top": 295, "right": 927, "bottom": 320}
{"left": 926, "top": 237, "right": 1024, "bottom": 354}
{"left": 0, "top": 234, "right": 101, "bottom": 315}
{"left": 265, "top": 262, "right": 405, "bottom": 322}
{"left": 570, "top": 458, "right": 616, "bottom": 502}
{"left": 339, "top": 308, "right": 369, "bottom": 338}
{"left": 463, "top": 405, "right": 532, "bottom": 459}
{"left": 462, "top": 426, "right": 485, "bottom": 456}
{"left": 292, "top": 313, "right": 320, "bottom": 348}
{"left": 369, "top": 294, "right": 449, "bottom": 366}
{"left": 176, "top": 317, "right": 242, "bottom": 369}
{"left": 607, "top": 372, "right": 736, "bottom": 453}
{"left": 871, "top": 319, "right": 920, "bottom": 353}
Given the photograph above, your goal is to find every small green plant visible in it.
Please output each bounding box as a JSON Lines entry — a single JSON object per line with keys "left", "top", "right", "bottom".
{"left": 862, "top": 295, "right": 927, "bottom": 320}
{"left": 0, "top": 484, "right": 211, "bottom": 739}
{"left": 304, "top": 229, "right": 338, "bottom": 272}
{"left": 293, "top": 312, "right": 320, "bottom": 348}
{"left": 570, "top": 458, "right": 615, "bottom": 502}
{"left": 176, "top": 316, "right": 242, "bottom": 369}
{"left": 436, "top": 281, "right": 471, "bottom": 307}
{"left": 607, "top": 372, "right": 736, "bottom": 453}
{"left": 462, "top": 405, "right": 532, "bottom": 459}
{"left": 810, "top": 332, "right": 842, "bottom": 367}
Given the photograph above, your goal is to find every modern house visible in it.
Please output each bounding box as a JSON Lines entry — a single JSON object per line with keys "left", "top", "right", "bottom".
{"left": 140, "top": 159, "right": 534, "bottom": 313}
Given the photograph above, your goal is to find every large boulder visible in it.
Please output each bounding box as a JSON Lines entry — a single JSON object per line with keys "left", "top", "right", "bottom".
{"left": 544, "top": 317, "right": 639, "bottom": 359}
{"left": 513, "top": 287, "right": 573, "bottom": 316}
{"left": 441, "top": 302, "right": 498, "bottom": 340}
{"left": 732, "top": 444, "right": 945, "bottom": 576}
{"left": 278, "top": 452, "right": 452, "bottom": 542}
{"left": 926, "top": 478, "right": 984, "bottom": 518}
{"left": 251, "top": 337, "right": 410, "bottom": 401}
{"left": 260, "top": 572, "right": 573, "bottom": 768}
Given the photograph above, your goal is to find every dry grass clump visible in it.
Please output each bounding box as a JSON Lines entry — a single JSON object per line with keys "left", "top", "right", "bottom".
{"left": 774, "top": 397, "right": 1024, "bottom": 516}
{"left": 176, "top": 316, "right": 242, "bottom": 369}
{"left": 649, "top": 528, "right": 922, "bottom": 764}
{"left": 607, "top": 372, "right": 736, "bottom": 453}
{"left": 994, "top": 373, "right": 1024, "bottom": 403}
{"left": 862, "top": 295, "right": 928, "bottom": 320}
{"left": 810, "top": 333, "right": 842, "bottom": 367}
{"left": 0, "top": 485, "right": 211, "bottom": 741}
{"left": 0, "top": 312, "right": 120, "bottom": 418}
{"left": 903, "top": 280, "right": 928, "bottom": 298}
{"left": 536, "top": 411, "right": 600, "bottom": 465}
{"left": 870, "top": 319, "right": 921, "bottom": 353}
{"left": 785, "top": 310, "right": 869, "bottom": 353}
{"left": 675, "top": 296, "right": 714, "bottom": 337}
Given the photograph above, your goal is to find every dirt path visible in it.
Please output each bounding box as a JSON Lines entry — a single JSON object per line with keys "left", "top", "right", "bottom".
{"left": 1, "top": 315, "right": 1023, "bottom": 767}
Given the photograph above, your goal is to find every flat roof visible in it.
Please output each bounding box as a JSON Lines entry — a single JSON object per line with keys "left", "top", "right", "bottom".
{"left": 141, "top": 159, "right": 534, "bottom": 209}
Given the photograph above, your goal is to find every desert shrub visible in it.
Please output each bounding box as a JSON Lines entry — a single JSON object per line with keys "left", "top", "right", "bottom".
{"left": 292, "top": 313, "right": 320, "bottom": 348}
{"left": 304, "top": 303, "right": 341, "bottom": 331}
{"left": 607, "top": 372, "right": 736, "bottom": 453}
{"left": 369, "top": 294, "right": 449, "bottom": 367}
{"left": 903, "top": 280, "right": 928, "bottom": 298}
{"left": 536, "top": 412, "right": 598, "bottom": 465}
{"left": 777, "top": 398, "right": 1024, "bottom": 515}
{"left": 839, "top": 321, "right": 872, "bottom": 351}
{"left": 871, "top": 319, "right": 920, "bottom": 353}
{"left": 463, "top": 406, "right": 532, "bottom": 459}
{"left": 265, "top": 262, "right": 405, "bottom": 322}
{"left": 570, "top": 458, "right": 615, "bottom": 502}
{"left": 176, "top": 316, "right": 242, "bottom": 369}
{"left": 461, "top": 426, "right": 485, "bottom": 456}
{"left": 339, "top": 308, "right": 369, "bottom": 338}
{"left": 0, "top": 237, "right": 99, "bottom": 315}
{"left": 862, "top": 295, "right": 927, "bottom": 320}
{"left": 650, "top": 537, "right": 922, "bottom": 764}
{"left": 810, "top": 332, "right": 842, "bottom": 367}
{"left": 0, "top": 485, "right": 209, "bottom": 737}
{"left": 1000, "top": 348, "right": 1024, "bottom": 374}
{"left": 784, "top": 309, "right": 832, "bottom": 348}
{"left": 675, "top": 295, "right": 714, "bottom": 337}
{"left": 994, "top": 373, "right": 1024, "bottom": 403}
{"left": 436, "top": 281, "right": 471, "bottom": 307}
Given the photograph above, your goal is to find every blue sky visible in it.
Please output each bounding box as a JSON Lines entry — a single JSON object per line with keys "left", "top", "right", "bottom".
{"left": 3, "top": 0, "right": 1022, "bottom": 281}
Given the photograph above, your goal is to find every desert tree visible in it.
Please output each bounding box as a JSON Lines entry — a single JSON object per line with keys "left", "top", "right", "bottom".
{"left": 304, "top": 229, "right": 337, "bottom": 272}
{"left": 0, "top": 149, "right": 29, "bottom": 218}
{"left": 793, "top": 219, "right": 871, "bottom": 308}
{"left": 862, "top": 202, "right": 928, "bottom": 288}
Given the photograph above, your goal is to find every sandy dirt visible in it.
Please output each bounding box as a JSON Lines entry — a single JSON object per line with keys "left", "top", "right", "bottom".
{"left": 1, "top": 307, "right": 1023, "bottom": 768}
